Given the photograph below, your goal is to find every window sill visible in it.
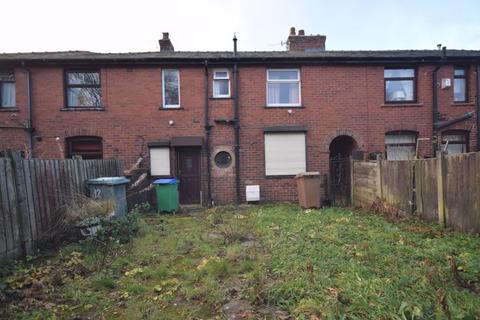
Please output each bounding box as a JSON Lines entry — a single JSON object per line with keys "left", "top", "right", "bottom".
{"left": 0, "top": 107, "right": 20, "bottom": 112}
{"left": 158, "top": 107, "right": 186, "bottom": 111}
{"left": 60, "top": 107, "right": 105, "bottom": 111}
{"left": 264, "top": 105, "right": 305, "bottom": 109}
{"left": 209, "top": 96, "right": 233, "bottom": 100}
{"left": 451, "top": 102, "right": 475, "bottom": 107}
{"left": 381, "top": 103, "right": 423, "bottom": 108}
{"left": 265, "top": 175, "right": 296, "bottom": 179}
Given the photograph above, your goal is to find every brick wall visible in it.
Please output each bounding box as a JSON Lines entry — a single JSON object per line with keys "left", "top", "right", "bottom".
{"left": 0, "top": 63, "right": 478, "bottom": 204}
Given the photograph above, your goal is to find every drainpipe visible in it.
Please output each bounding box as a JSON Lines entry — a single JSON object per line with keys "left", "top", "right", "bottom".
{"left": 477, "top": 65, "right": 480, "bottom": 151}
{"left": 21, "top": 61, "right": 34, "bottom": 159}
{"left": 233, "top": 34, "right": 241, "bottom": 203}
{"left": 432, "top": 46, "right": 447, "bottom": 151}
{"left": 204, "top": 60, "right": 213, "bottom": 206}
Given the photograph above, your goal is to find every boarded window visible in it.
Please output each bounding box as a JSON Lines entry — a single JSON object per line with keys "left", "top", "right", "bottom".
{"left": 385, "top": 132, "right": 417, "bottom": 160}
{"left": 442, "top": 131, "right": 468, "bottom": 154}
{"left": 66, "top": 136, "right": 103, "bottom": 159}
{"left": 264, "top": 132, "right": 306, "bottom": 175}
{"left": 150, "top": 148, "right": 171, "bottom": 176}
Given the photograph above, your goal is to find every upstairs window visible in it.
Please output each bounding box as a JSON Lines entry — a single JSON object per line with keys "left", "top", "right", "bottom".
{"left": 442, "top": 131, "right": 468, "bottom": 154}
{"left": 213, "top": 69, "right": 230, "bottom": 98}
{"left": 66, "top": 136, "right": 103, "bottom": 159}
{"left": 384, "top": 68, "right": 416, "bottom": 103}
{"left": 385, "top": 131, "right": 417, "bottom": 160}
{"left": 0, "top": 70, "right": 16, "bottom": 107}
{"left": 162, "top": 69, "right": 180, "bottom": 108}
{"left": 267, "top": 69, "right": 301, "bottom": 106}
{"left": 66, "top": 71, "right": 101, "bottom": 107}
{"left": 453, "top": 67, "right": 467, "bottom": 102}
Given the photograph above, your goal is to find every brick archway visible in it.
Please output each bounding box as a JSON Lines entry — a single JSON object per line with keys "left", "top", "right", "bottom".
{"left": 64, "top": 128, "right": 104, "bottom": 139}
{"left": 323, "top": 129, "right": 365, "bottom": 153}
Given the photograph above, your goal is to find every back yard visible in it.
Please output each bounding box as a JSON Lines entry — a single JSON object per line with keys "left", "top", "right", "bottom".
{"left": 1, "top": 204, "right": 479, "bottom": 319}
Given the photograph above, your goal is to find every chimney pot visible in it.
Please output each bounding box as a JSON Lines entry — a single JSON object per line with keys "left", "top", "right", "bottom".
{"left": 298, "top": 29, "right": 305, "bottom": 36}
{"left": 290, "top": 27, "right": 296, "bottom": 36}
{"left": 162, "top": 32, "right": 169, "bottom": 40}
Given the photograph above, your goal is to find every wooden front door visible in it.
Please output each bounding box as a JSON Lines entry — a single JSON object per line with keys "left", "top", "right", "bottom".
{"left": 176, "top": 148, "right": 201, "bottom": 204}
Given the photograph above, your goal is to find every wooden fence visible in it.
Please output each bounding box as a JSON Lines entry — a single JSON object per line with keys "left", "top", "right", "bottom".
{"left": 351, "top": 151, "right": 480, "bottom": 233}
{"left": 0, "top": 151, "right": 123, "bottom": 263}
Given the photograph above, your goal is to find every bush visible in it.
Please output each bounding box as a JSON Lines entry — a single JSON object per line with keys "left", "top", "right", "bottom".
{"left": 96, "top": 210, "right": 141, "bottom": 245}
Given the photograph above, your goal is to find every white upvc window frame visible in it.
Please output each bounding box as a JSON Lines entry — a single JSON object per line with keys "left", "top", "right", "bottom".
{"left": 162, "top": 69, "right": 181, "bottom": 109}
{"left": 150, "top": 147, "right": 171, "bottom": 176}
{"left": 266, "top": 69, "right": 301, "bottom": 107}
{"left": 213, "top": 69, "right": 231, "bottom": 98}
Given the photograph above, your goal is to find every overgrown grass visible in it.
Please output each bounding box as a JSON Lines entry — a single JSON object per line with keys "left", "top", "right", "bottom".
{"left": 1, "top": 204, "right": 479, "bottom": 319}
{"left": 254, "top": 204, "right": 480, "bottom": 319}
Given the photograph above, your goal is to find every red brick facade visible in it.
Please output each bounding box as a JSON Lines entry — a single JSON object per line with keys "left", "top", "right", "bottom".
{"left": 1, "top": 46, "right": 479, "bottom": 205}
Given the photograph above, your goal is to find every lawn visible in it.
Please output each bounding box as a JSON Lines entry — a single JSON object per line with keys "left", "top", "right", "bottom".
{"left": 1, "top": 204, "right": 479, "bottom": 319}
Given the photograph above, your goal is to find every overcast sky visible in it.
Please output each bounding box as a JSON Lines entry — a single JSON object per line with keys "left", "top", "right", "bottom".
{"left": 2, "top": 0, "right": 480, "bottom": 53}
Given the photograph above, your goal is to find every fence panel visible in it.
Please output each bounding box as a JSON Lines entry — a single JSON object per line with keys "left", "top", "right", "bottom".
{"left": 351, "top": 161, "right": 378, "bottom": 208}
{"left": 0, "top": 155, "right": 124, "bottom": 263}
{"left": 444, "top": 153, "right": 480, "bottom": 233}
{"left": 415, "top": 159, "right": 438, "bottom": 221}
{"left": 381, "top": 160, "right": 413, "bottom": 214}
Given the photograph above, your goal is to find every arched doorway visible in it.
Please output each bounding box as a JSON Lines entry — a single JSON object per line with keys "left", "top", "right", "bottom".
{"left": 329, "top": 135, "right": 358, "bottom": 205}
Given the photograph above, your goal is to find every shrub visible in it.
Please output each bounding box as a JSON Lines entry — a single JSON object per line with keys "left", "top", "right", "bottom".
{"left": 96, "top": 210, "right": 141, "bottom": 245}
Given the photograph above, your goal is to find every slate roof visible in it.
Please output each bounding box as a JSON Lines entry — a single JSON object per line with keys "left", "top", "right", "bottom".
{"left": 1, "top": 49, "right": 479, "bottom": 63}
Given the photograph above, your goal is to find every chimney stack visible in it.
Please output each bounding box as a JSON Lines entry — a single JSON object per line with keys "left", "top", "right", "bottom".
{"left": 287, "top": 27, "right": 326, "bottom": 51}
{"left": 159, "top": 32, "right": 174, "bottom": 52}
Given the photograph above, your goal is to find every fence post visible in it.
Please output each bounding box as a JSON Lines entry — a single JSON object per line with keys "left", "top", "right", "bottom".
{"left": 6, "top": 150, "right": 33, "bottom": 257}
{"left": 350, "top": 157, "right": 354, "bottom": 205}
{"left": 376, "top": 155, "right": 383, "bottom": 200}
{"left": 436, "top": 151, "right": 446, "bottom": 227}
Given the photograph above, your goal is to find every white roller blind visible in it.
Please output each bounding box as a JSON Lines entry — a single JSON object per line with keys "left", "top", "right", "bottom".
{"left": 150, "top": 148, "right": 170, "bottom": 176}
{"left": 265, "top": 133, "right": 306, "bottom": 176}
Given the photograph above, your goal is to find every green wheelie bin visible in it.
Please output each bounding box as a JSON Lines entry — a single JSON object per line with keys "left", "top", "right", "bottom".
{"left": 153, "top": 178, "right": 179, "bottom": 213}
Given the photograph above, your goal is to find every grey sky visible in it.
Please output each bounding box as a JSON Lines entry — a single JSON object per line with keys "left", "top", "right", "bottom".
{"left": 2, "top": 0, "right": 480, "bottom": 53}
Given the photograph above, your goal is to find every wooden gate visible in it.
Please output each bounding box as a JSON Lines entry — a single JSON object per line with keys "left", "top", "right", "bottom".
{"left": 329, "top": 156, "right": 351, "bottom": 206}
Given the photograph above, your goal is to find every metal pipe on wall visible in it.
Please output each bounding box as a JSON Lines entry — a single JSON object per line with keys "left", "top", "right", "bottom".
{"left": 233, "top": 35, "right": 241, "bottom": 203}
{"left": 204, "top": 60, "right": 212, "bottom": 206}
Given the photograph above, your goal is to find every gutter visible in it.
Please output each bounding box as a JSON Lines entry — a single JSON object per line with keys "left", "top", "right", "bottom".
{"left": 3, "top": 55, "right": 480, "bottom": 68}
{"left": 204, "top": 60, "right": 213, "bottom": 206}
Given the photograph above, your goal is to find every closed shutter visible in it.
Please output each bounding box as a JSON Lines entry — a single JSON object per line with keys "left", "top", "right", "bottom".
{"left": 265, "top": 133, "right": 306, "bottom": 176}
{"left": 150, "top": 148, "right": 171, "bottom": 176}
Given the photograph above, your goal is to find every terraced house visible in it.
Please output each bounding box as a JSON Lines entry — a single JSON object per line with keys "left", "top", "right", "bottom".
{"left": 1, "top": 28, "right": 479, "bottom": 205}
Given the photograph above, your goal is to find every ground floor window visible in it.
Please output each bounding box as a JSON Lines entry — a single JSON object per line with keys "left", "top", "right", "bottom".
{"left": 442, "top": 131, "right": 468, "bottom": 154}
{"left": 66, "top": 136, "right": 103, "bottom": 159}
{"left": 385, "top": 131, "right": 417, "bottom": 160}
{"left": 150, "top": 147, "right": 171, "bottom": 176}
{"left": 264, "top": 132, "right": 306, "bottom": 176}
